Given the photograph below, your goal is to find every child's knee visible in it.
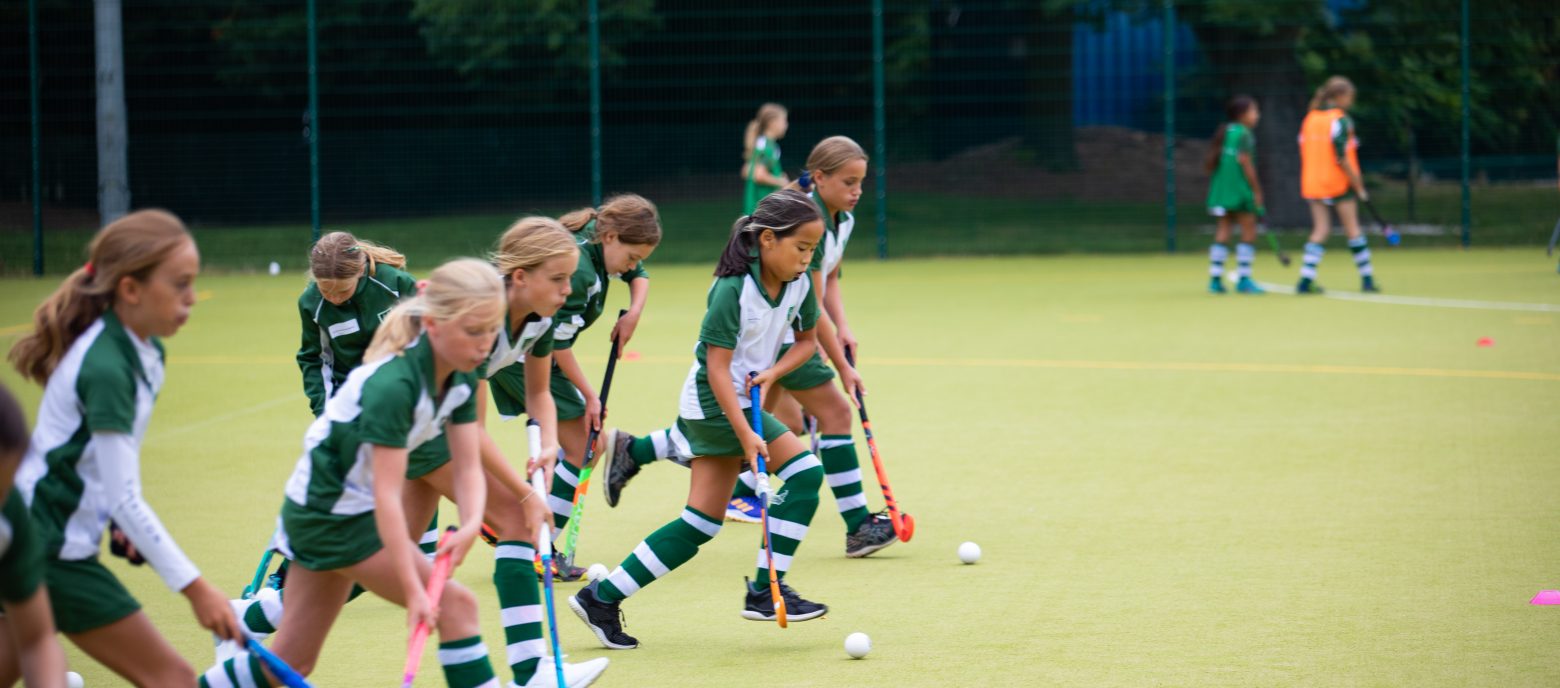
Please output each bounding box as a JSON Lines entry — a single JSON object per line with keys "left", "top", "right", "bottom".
{"left": 436, "top": 582, "right": 481, "bottom": 635}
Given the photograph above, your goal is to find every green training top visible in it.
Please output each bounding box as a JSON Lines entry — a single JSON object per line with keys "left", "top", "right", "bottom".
{"left": 296, "top": 262, "right": 418, "bottom": 416}
{"left": 0, "top": 488, "right": 43, "bottom": 603}
{"left": 284, "top": 333, "right": 478, "bottom": 516}
{"left": 1206, "top": 122, "right": 1257, "bottom": 211}
{"left": 679, "top": 258, "right": 818, "bottom": 420}
{"left": 744, "top": 136, "right": 783, "bottom": 215}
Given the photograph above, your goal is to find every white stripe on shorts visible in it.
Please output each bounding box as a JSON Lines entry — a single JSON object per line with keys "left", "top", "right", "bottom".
{"left": 826, "top": 468, "right": 863, "bottom": 488}
{"left": 632, "top": 541, "right": 669, "bottom": 578}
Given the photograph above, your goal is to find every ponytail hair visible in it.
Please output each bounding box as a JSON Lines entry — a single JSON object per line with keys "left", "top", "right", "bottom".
{"left": 558, "top": 194, "right": 663, "bottom": 247}
{"left": 715, "top": 188, "right": 821, "bottom": 277}
{"left": 1309, "top": 75, "right": 1355, "bottom": 111}
{"left": 490, "top": 216, "right": 579, "bottom": 278}
{"left": 9, "top": 210, "right": 193, "bottom": 385}
{"left": 743, "top": 103, "right": 787, "bottom": 163}
{"left": 364, "top": 258, "right": 505, "bottom": 362}
{"left": 1205, "top": 95, "right": 1256, "bottom": 175}
{"left": 310, "top": 231, "right": 406, "bottom": 282}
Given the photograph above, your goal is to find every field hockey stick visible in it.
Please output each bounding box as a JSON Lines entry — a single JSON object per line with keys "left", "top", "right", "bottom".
{"left": 1546, "top": 217, "right": 1560, "bottom": 257}
{"left": 843, "top": 350, "right": 915, "bottom": 542}
{"left": 401, "top": 526, "right": 458, "bottom": 688}
{"left": 1362, "top": 199, "right": 1402, "bottom": 246}
{"left": 747, "top": 373, "right": 786, "bottom": 628}
{"left": 1259, "top": 221, "right": 1291, "bottom": 266}
{"left": 527, "top": 433, "right": 568, "bottom": 688}
{"left": 246, "top": 639, "right": 312, "bottom": 688}
{"left": 241, "top": 546, "right": 277, "bottom": 599}
{"left": 559, "top": 309, "right": 627, "bottom": 560}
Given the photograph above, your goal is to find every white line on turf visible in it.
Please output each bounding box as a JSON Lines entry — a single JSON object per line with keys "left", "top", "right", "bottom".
{"left": 1254, "top": 282, "right": 1560, "bottom": 312}
{"left": 148, "top": 394, "right": 296, "bottom": 443}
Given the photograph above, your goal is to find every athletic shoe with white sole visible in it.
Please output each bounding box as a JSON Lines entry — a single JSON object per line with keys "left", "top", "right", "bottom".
{"left": 569, "top": 581, "right": 639, "bottom": 649}
{"left": 515, "top": 656, "right": 610, "bottom": 688}
{"left": 602, "top": 429, "right": 641, "bottom": 508}
{"left": 725, "top": 496, "right": 762, "bottom": 523}
{"left": 844, "top": 510, "right": 898, "bottom": 558}
{"left": 1235, "top": 277, "right": 1265, "bottom": 294}
{"left": 741, "top": 576, "right": 828, "bottom": 622}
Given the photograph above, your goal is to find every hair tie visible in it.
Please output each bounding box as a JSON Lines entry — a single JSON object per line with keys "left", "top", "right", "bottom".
{"left": 416, "top": 279, "right": 429, "bottom": 295}
{"left": 346, "top": 245, "right": 361, "bottom": 254}
{"left": 83, "top": 261, "right": 96, "bottom": 277}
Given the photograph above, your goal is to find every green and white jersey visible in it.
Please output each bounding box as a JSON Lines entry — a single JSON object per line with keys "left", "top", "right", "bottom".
{"left": 679, "top": 261, "right": 818, "bottom": 420}
{"left": 0, "top": 488, "right": 43, "bottom": 602}
{"left": 809, "top": 191, "right": 854, "bottom": 290}
{"left": 551, "top": 224, "right": 648, "bottom": 350}
{"left": 17, "top": 311, "right": 163, "bottom": 561}
{"left": 1207, "top": 122, "right": 1256, "bottom": 210}
{"left": 297, "top": 263, "right": 418, "bottom": 416}
{"left": 479, "top": 313, "right": 554, "bottom": 380}
{"left": 284, "top": 333, "right": 478, "bottom": 516}
{"left": 744, "top": 136, "right": 784, "bottom": 214}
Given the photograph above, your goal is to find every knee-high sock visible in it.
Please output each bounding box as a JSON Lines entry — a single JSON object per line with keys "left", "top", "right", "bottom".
{"left": 598, "top": 506, "right": 723, "bottom": 603}
{"left": 494, "top": 541, "right": 545, "bottom": 684}
{"left": 1348, "top": 235, "right": 1374, "bottom": 276}
{"left": 1300, "top": 242, "right": 1325, "bottom": 280}
{"left": 547, "top": 461, "right": 580, "bottom": 531}
{"left": 731, "top": 470, "right": 759, "bottom": 500}
{"left": 1235, "top": 242, "right": 1255, "bottom": 279}
{"left": 420, "top": 513, "right": 440, "bottom": 558}
{"left": 199, "top": 652, "right": 274, "bottom": 688}
{"left": 1208, "top": 243, "right": 1229, "bottom": 278}
{"left": 439, "top": 636, "right": 500, "bottom": 688}
{"left": 818, "top": 435, "right": 869, "bottom": 530}
{"left": 756, "top": 453, "right": 823, "bottom": 582}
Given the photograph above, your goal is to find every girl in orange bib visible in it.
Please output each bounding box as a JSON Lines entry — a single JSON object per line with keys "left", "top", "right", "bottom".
{"left": 1296, "top": 76, "right": 1379, "bottom": 294}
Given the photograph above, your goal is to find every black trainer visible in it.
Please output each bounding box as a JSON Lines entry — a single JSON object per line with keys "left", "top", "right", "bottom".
{"left": 741, "top": 576, "right": 828, "bottom": 622}
{"left": 568, "top": 581, "right": 638, "bottom": 649}
{"left": 845, "top": 511, "right": 899, "bottom": 558}
{"left": 602, "top": 429, "right": 642, "bottom": 508}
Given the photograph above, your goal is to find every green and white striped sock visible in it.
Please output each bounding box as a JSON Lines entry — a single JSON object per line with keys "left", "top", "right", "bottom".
{"left": 419, "top": 512, "right": 440, "bottom": 558}
{"left": 231, "top": 587, "right": 282, "bottom": 638}
{"left": 547, "top": 461, "right": 581, "bottom": 530}
{"left": 494, "top": 541, "right": 545, "bottom": 684}
{"left": 598, "top": 506, "right": 723, "bottom": 603}
{"left": 198, "top": 652, "right": 274, "bottom": 688}
{"left": 438, "top": 636, "right": 499, "bottom": 688}
{"left": 756, "top": 452, "right": 823, "bottom": 581}
{"left": 818, "top": 435, "right": 869, "bottom": 530}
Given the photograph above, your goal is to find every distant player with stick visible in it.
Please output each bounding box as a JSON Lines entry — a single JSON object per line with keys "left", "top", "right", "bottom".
{"left": 742, "top": 103, "right": 790, "bottom": 214}
{"left": 1297, "top": 76, "right": 1381, "bottom": 294}
{"left": 1204, "top": 95, "right": 1268, "bottom": 295}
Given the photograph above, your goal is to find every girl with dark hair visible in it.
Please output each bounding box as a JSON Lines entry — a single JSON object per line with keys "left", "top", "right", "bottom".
{"left": 1204, "top": 95, "right": 1266, "bottom": 294}
{"left": 569, "top": 189, "right": 831, "bottom": 650}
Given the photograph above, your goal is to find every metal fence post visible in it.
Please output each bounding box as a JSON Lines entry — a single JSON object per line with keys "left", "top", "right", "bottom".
{"left": 308, "top": 0, "right": 321, "bottom": 241}
{"left": 1459, "top": 0, "right": 1471, "bottom": 247}
{"left": 29, "top": 0, "right": 43, "bottom": 275}
{"left": 872, "top": 0, "right": 887, "bottom": 259}
{"left": 589, "top": 0, "right": 603, "bottom": 207}
{"left": 1162, "top": 0, "right": 1176, "bottom": 253}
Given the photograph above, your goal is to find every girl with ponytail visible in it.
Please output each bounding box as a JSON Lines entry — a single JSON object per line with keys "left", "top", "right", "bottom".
{"left": 9, "top": 210, "right": 244, "bottom": 684}
{"left": 1297, "top": 75, "right": 1380, "bottom": 294}
{"left": 1203, "top": 95, "right": 1266, "bottom": 294}
{"left": 569, "top": 189, "right": 834, "bottom": 649}
{"left": 742, "top": 103, "right": 791, "bottom": 214}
